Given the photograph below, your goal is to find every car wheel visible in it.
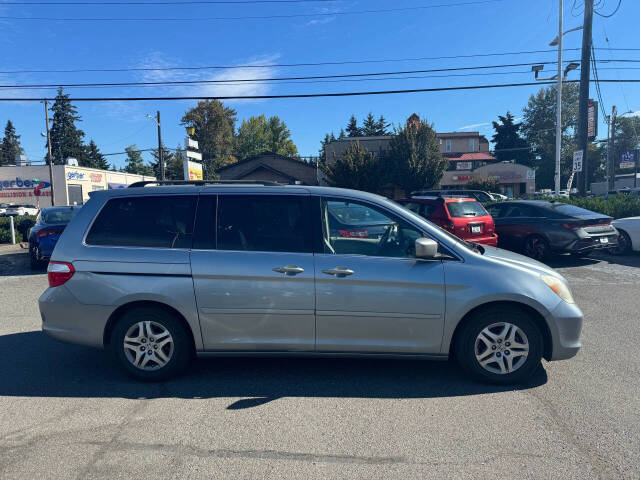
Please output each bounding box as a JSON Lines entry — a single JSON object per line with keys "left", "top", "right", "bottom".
{"left": 611, "top": 229, "right": 631, "bottom": 255}
{"left": 523, "top": 235, "right": 550, "bottom": 261}
{"left": 110, "top": 306, "right": 193, "bottom": 381}
{"left": 455, "top": 306, "right": 544, "bottom": 385}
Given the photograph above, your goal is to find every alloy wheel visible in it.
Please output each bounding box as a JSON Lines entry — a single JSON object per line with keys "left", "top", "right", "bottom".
{"left": 474, "top": 322, "right": 529, "bottom": 375}
{"left": 524, "top": 237, "right": 547, "bottom": 260}
{"left": 123, "top": 321, "right": 174, "bottom": 371}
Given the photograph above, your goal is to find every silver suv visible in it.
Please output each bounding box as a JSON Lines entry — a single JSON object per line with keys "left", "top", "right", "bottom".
{"left": 39, "top": 182, "right": 583, "bottom": 384}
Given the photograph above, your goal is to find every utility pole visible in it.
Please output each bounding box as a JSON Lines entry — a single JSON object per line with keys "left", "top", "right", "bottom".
{"left": 554, "top": 0, "right": 563, "bottom": 196}
{"left": 156, "top": 110, "right": 165, "bottom": 181}
{"left": 577, "top": 0, "right": 594, "bottom": 195}
{"left": 607, "top": 106, "right": 617, "bottom": 191}
{"left": 44, "top": 100, "right": 55, "bottom": 206}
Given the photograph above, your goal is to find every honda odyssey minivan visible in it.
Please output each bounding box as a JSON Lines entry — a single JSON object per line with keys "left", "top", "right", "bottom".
{"left": 39, "top": 182, "right": 583, "bottom": 384}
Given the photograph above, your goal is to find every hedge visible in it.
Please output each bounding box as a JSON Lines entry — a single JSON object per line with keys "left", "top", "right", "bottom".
{"left": 559, "top": 195, "right": 640, "bottom": 219}
{"left": 0, "top": 215, "right": 36, "bottom": 244}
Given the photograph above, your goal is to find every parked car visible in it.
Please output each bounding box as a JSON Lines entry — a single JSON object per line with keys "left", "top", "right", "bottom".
{"left": 487, "top": 200, "right": 618, "bottom": 260}
{"left": 327, "top": 201, "right": 393, "bottom": 240}
{"left": 40, "top": 183, "right": 583, "bottom": 385}
{"left": 611, "top": 217, "right": 640, "bottom": 255}
{"left": 28, "top": 206, "right": 81, "bottom": 269}
{"left": 0, "top": 203, "right": 9, "bottom": 216}
{"left": 5, "top": 204, "right": 39, "bottom": 216}
{"left": 412, "top": 189, "right": 495, "bottom": 203}
{"left": 398, "top": 196, "right": 498, "bottom": 246}
{"left": 490, "top": 192, "right": 508, "bottom": 201}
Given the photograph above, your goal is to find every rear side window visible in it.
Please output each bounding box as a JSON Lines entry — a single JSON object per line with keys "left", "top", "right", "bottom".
{"left": 446, "top": 201, "right": 488, "bottom": 218}
{"left": 86, "top": 196, "right": 197, "bottom": 248}
{"left": 216, "top": 195, "right": 312, "bottom": 253}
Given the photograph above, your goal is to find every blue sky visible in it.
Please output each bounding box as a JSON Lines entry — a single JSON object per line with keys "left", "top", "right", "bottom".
{"left": 0, "top": 0, "right": 638, "bottom": 169}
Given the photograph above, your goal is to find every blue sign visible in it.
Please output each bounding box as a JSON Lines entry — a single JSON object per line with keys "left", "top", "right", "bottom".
{"left": 620, "top": 150, "right": 638, "bottom": 170}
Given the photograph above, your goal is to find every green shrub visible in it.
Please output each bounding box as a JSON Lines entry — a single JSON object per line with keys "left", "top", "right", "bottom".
{"left": 0, "top": 214, "right": 36, "bottom": 243}
{"left": 562, "top": 195, "right": 640, "bottom": 219}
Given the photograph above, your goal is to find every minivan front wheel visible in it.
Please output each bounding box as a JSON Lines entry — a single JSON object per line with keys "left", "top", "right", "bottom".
{"left": 110, "top": 306, "right": 192, "bottom": 381}
{"left": 455, "top": 306, "right": 543, "bottom": 384}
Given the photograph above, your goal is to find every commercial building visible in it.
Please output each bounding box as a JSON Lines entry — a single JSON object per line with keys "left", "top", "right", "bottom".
{"left": 324, "top": 130, "right": 536, "bottom": 197}
{"left": 0, "top": 164, "right": 154, "bottom": 207}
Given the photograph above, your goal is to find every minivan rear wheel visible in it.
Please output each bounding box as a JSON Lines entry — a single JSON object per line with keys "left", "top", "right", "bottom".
{"left": 110, "top": 306, "right": 193, "bottom": 381}
{"left": 455, "top": 306, "right": 543, "bottom": 384}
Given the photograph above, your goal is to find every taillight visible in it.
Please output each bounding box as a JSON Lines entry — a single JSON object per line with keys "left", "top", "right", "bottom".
{"left": 47, "top": 261, "right": 75, "bottom": 287}
{"left": 37, "top": 228, "right": 63, "bottom": 238}
{"left": 338, "top": 229, "right": 369, "bottom": 238}
{"left": 562, "top": 223, "right": 580, "bottom": 231}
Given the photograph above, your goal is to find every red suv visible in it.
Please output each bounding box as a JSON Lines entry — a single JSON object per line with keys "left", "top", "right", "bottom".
{"left": 399, "top": 196, "right": 498, "bottom": 246}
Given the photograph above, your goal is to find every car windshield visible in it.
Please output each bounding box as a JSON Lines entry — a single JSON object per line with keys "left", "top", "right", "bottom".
{"left": 43, "top": 207, "right": 80, "bottom": 224}
{"left": 446, "top": 201, "right": 488, "bottom": 218}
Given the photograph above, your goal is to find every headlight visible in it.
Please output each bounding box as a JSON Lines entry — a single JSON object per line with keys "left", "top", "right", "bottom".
{"left": 541, "top": 275, "right": 574, "bottom": 304}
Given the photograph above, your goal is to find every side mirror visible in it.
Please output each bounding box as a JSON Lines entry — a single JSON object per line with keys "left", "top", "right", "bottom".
{"left": 415, "top": 238, "right": 438, "bottom": 259}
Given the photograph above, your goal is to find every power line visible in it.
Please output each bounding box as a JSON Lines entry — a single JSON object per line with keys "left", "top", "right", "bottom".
{"left": 595, "top": 0, "right": 622, "bottom": 17}
{"left": 0, "top": 0, "right": 507, "bottom": 21}
{"left": 3, "top": 0, "right": 338, "bottom": 4}
{"left": 1, "top": 79, "right": 639, "bottom": 102}
{"left": 0, "top": 60, "right": 585, "bottom": 89}
{"left": 2, "top": 48, "right": 636, "bottom": 75}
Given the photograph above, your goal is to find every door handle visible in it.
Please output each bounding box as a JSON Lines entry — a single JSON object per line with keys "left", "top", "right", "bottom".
{"left": 273, "top": 264, "right": 305, "bottom": 275}
{"left": 322, "top": 266, "right": 354, "bottom": 277}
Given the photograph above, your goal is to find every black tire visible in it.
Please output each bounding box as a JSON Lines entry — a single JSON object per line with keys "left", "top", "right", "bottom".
{"left": 110, "top": 306, "right": 193, "bottom": 381}
{"left": 610, "top": 229, "right": 632, "bottom": 255}
{"left": 455, "top": 305, "right": 544, "bottom": 385}
{"left": 523, "top": 235, "right": 550, "bottom": 261}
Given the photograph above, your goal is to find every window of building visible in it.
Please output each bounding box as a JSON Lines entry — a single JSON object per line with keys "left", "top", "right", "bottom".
{"left": 469, "top": 138, "right": 475, "bottom": 151}
{"left": 446, "top": 139, "right": 452, "bottom": 152}
{"left": 86, "top": 195, "right": 197, "bottom": 248}
{"left": 217, "top": 195, "right": 312, "bottom": 253}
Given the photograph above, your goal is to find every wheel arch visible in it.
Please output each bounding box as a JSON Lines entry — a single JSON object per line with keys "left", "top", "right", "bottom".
{"left": 448, "top": 300, "right": 553, "bottom": 361}
{"left": 103, "top": 300, "right": 197, "bottom": 352}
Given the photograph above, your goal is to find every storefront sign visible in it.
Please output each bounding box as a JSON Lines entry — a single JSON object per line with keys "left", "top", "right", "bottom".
{"left": 0, "top": 178, "right": 51, "bottom": 199}
{"left": 183, "top": 160, "right": 203, "bottom": 181}
{"left": 620, "top": 150, "right": 637, "bottom": 170}
{"left": 452, "top": 175, "right": 472, "bottom": 181}
{"left": 67, "top": 170, "right": 103, "bottom": 182}
{"left": 456, "top": 161, "right": 473, "bottom": 170}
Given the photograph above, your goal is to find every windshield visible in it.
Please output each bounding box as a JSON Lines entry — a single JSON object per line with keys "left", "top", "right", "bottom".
{"left": 42, "top": 208, "right": 80, "bottom": 224}
{"left": 446, "top": 201, "right": 488, "bottom": 218}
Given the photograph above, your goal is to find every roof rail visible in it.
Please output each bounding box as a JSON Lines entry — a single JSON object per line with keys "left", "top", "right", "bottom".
{"left": 127, "top": 180, "right": 282, "bottom": 188}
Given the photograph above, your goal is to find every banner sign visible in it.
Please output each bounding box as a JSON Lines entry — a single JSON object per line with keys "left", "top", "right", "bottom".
{"left": 620, "top": 150, "right": 637, "bottom": 170}
{"left": 456, "top": 161, "right": 473, "bottom": 170}
{"left": 587, "top": 100, "right": 598, "bottom": 141}
{"left": 183, "top": 159, "right": 203, "bottom": 181}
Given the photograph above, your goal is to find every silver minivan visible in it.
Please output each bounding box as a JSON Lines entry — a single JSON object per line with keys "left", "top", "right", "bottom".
{"left": 39, "top": 182, "right": 583, "bottom": 384}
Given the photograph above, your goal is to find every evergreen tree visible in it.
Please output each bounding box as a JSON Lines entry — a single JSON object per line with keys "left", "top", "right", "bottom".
{"left": 319, "top": 132, "right": 336, "bottom": 163}
{"left": 1, "top": 120, "right": 23, "bottom": 166}
{"left": 150, "top": 144, "right": 185, "bottom": 180}
{"left": 49, "top": 88, "right": 86, "bottom": 165}
{"left": 322, "top": 142, "right": 382, "bottom": 193}
{"left": 382, "top": 117, "right": 448, "bottom": 193}
{"left": 235, "top": 115, "right": 298, "bottom": 159}
{"left": 84, "top": 140, "right": 109, "bottom": 170}
{"left": 181, "top": 100, "right": 237, "bottom": 179}
{"left": 362, "top": 113, "right": 378, "bottom": 136}
{"left": 375, "top": 115, "right": 391, "bottom": 135}
{"left": 338, "top": 128, "right": 346, "bottom": 139}
{"left": 491, "top": 112, "right": 531, "bottom": 165}
{"left": 346, "top": 115, "right": 361, "bottom": 137}
{"left": 123, "top": 145, "right": 154, "bottom": 176}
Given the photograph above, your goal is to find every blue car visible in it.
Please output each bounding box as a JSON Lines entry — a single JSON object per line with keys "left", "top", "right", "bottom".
{"left": 28, "top": 206, "right": 81, "bottom": 269}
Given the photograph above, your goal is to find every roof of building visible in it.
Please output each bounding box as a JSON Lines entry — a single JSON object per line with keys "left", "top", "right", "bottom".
{"left": 216, "top": 151, "right": 318, "bottom": 185}
{"left": 444, "top": 152, "right": 496, "bottom": 161}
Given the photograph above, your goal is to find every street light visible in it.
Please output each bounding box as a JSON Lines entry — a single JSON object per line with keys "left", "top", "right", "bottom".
{"left": 549, "top": 25, "right": 583, "bottom": 46}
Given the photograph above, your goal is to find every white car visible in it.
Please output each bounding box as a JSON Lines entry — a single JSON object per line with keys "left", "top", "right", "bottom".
{"left": 0, "top": 203, "right": 10, "bottom": 216}
{"left": 611, "top": 217, "right": 640, "bottom": 255}
{"left": 490, "top": 192, "right": 508, "bottom": 201}
{"left": 4, "top": 204, "right": 39, "bottom": 216}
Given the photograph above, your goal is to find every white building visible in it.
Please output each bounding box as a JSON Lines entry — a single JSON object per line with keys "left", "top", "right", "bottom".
{"left": 0, "top": 165, "right": 155, "bottom": 207}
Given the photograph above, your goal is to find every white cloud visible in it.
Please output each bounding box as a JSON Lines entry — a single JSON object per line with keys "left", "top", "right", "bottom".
{"left": 457, "top": 122, "right": 490, "bottom": 130}
{"left": 134, "top": 52, "right": 280, "bottom": 102}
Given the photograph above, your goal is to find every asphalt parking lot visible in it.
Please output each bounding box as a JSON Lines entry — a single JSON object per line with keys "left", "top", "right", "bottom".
{"left": 1, "top": 244, "right": 639, "bottom": 479}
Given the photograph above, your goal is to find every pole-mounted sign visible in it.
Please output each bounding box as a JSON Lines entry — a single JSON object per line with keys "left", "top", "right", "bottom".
{"left": 573, "top": 150, "right": 584, "bottom": 172}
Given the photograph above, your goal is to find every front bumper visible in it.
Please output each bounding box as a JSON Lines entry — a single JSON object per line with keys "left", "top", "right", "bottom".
{"left": 547, "top": 300, "right": 583, "bottom": 361}
{"left": 39, "top": 286, "right": 113, "bottom": 349}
